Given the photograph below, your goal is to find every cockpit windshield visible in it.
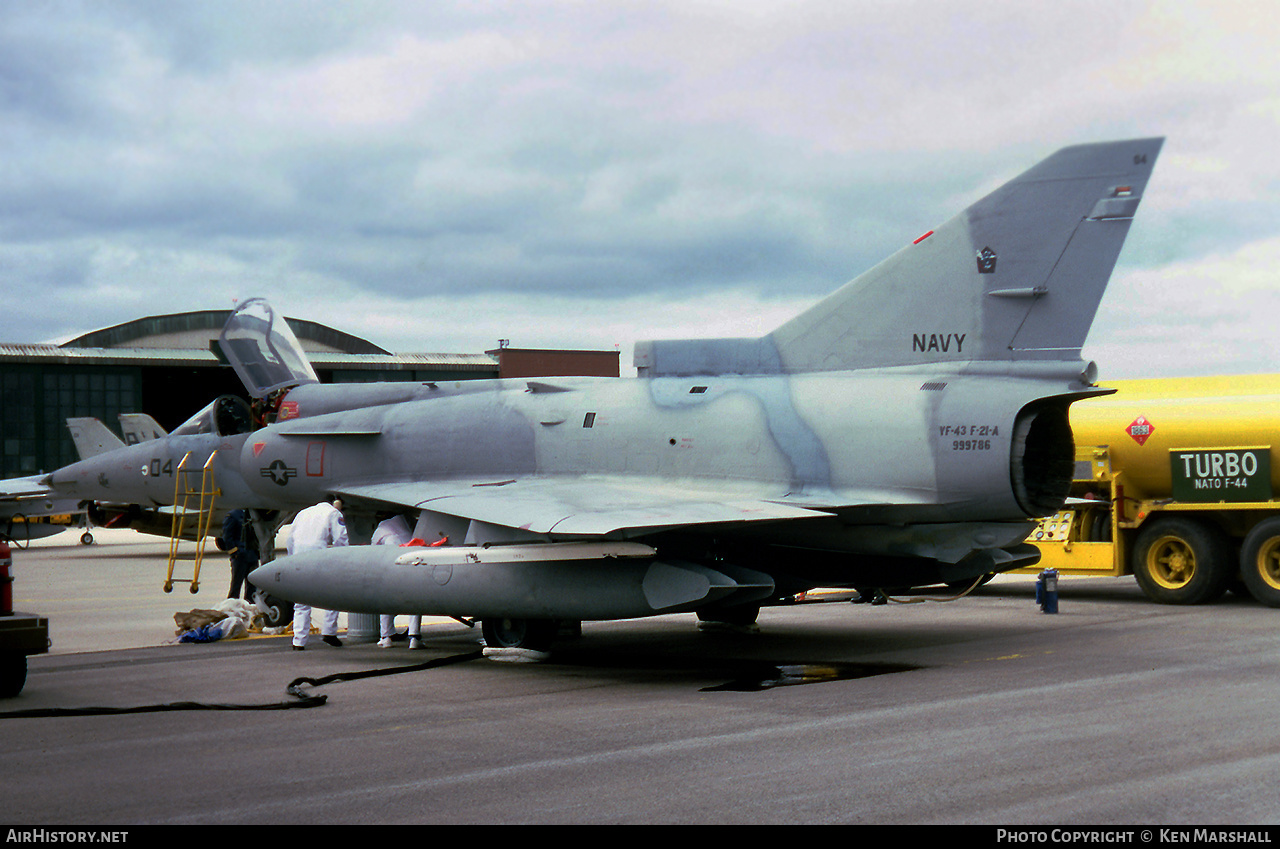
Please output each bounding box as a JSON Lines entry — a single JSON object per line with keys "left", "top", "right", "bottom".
{"left": 218, "top": 298, "right": 319, "bottom": 399}
{"left": 171, "top": 396, "right": 255, "bottom": 437}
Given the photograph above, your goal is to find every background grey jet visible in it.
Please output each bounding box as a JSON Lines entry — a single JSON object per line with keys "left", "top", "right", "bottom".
{"left": 0, "top": 474, "right": 85, "bottom": 546}
{"left": 0, "top": 414, "right": 174, "bottom": 547}
{"left": 51, "top": 138, "right": 1164, "bottom": 650}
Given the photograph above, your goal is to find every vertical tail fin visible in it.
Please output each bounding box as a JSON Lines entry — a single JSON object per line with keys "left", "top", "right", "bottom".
{"left": 634, "top": 138, "right": 1163, "bottom": 377}
{"left": 66, "top": 418, "right": 125, "bottom": 460}
{"left": 118, "top": 413, "right": 168, "bottom": 445}
{"left": 768, "top": 138, "right": 1164, "bottom": 372}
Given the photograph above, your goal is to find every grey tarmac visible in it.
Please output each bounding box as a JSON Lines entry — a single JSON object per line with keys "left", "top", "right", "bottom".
{"left": 3, "top": 528, "right": 1278, "bottom": 825}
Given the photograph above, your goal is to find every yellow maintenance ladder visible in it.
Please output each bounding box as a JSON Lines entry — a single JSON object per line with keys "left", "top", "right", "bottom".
{"left": 163, "top": 451, "right": 221, "bottom": 594}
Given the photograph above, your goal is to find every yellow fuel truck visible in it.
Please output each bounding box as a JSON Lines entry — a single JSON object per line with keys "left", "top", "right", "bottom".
{"left": 1025, "top": 374, "right": 1280, "bottom": 607}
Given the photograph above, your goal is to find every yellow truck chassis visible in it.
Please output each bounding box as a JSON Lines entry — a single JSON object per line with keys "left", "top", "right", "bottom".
{"left": 1025, "top": 444, "right": 1280, "bottom": 607}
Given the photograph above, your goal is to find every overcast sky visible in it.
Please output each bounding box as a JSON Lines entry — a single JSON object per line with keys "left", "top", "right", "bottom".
{"left": 3, "top": 0, "right": 1278, "bottom": 379}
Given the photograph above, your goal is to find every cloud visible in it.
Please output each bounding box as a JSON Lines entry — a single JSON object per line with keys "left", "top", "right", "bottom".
{"left": 1087, "top": 235, "right": 1280, "bottom": 378}
{"left": 0, "top": 1, "right": 1278, "bottom": 380}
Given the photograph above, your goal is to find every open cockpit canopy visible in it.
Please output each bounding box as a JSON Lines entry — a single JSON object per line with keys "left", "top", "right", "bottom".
{"left": 218, "top": 298, "right": 319, "bottom": 399}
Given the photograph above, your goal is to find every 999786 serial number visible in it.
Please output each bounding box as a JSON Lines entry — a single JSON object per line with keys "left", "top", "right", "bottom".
{"left": 952, "top": 439, "right": 992, "bottom": 451}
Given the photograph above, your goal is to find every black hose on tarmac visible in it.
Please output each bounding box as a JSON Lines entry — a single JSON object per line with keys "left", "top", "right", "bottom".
{"left": 0, "top": 648, "right": 485, "bottom": 719}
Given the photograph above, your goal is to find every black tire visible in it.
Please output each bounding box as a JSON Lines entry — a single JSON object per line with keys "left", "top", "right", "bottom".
{"left": 481, "top": 618, "right": 556, "bottom": 652}
{"left": 1132, "top": 517, "right": 1232, "bottom": 605}
{"left": 0, "top": 653, "right": 27, "bottom": 698}
{"left": 1088, "top": 509, "right": 1113, "bottom": 542}
{"left": 1240, "top": 517, "right": 1280, "bottom": 608}
{"left": 260, "top": 594, "right": 294, "bottom": 629}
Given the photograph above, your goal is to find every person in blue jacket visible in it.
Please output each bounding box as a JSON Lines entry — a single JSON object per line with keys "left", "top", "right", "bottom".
{"left": 221, "top": 508, "right": 259, "bottom": 602}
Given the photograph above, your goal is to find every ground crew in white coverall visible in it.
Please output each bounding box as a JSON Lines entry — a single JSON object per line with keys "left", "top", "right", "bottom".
{"left": 375, "top": 514, "right": 416, "bottom": 648}
{"left": 289, "top": 495, "right": 349, "bottom": 650}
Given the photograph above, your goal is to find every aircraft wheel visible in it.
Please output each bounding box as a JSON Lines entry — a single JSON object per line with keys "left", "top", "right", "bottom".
{"left": 80, "top": 532, "right": 94, "bottom": 545}
{"left": 1133, "top": 517, "right": 1231, "bottom": 605}
{"left": 1240, "top": 518, "right": 1280, "bottom": 608}
{"left": 481, "top": 618, "right": 556, "bottom": 652}
{"left": 260, "top": 595, "right": 294, "bottom": 629}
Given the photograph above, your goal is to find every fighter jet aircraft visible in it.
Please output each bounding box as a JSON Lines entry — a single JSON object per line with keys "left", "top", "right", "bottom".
{"left": 61, "top": 412, "right": 230, "bottom": 545}
{"left": 0, "top": 474, "right": 86, "bottom": 546}
{"left": 0, "top": 414, "right": 166, "bottom": 546}
{"left": 54, "top": 397, "right": 258, "bottom": 542}
{"left": 0, "top": 417, "right": 131, "bottom": 545}
{"left": 51, "top": 138, "right": 1164, "bottom": 650}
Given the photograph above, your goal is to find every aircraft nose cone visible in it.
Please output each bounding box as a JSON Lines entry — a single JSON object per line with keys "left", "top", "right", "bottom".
{"left": 45, "top": 462, "right": 84, "bottom": 491}
{"left": 247, "top": 563, "right": 278, "bottom": 589}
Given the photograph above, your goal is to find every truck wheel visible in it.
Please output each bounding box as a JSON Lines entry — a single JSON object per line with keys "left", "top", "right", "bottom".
{"left": 1240, "top": 518, "right": 1280, "bottom": 608}
{"left": 1133, "top": 518, "right": 1232, "bottom": 605}
{"left": 0, "top": 652, "right": 27, "bottom": 698}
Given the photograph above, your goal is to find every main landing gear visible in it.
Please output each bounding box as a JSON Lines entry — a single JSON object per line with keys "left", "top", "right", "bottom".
{"left": 480, "top": 617, "right": 557, "bottom": 653}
